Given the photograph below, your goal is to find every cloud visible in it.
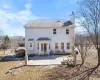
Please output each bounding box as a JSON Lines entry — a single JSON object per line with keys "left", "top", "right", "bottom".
{"left": 75, "top": 18, "right": 86, "bottom": 33}
{"left": 2, "top": 4, "right": 11, "bottom": 9}
{"left": 0, "top": 0, "right": 39, "bottom": 36}
{"left": 0, "top": 9, "right": 38, "bottom": 36}
{"left": 25, "top": 3, "right": 31, "bottom": 10}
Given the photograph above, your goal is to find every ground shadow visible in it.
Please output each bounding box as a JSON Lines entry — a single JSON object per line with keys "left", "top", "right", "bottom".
{"left": 28, "top": 55, "right": 66, "bottom": 60}
{"left": 0, "top": 54, "right": 67, "bottom": 62}
{"left": 0, "top": 55, "right": 24, "bottom": 62}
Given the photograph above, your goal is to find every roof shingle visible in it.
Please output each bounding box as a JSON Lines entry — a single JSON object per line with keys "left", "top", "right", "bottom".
{"left": 24, "top": 19, "right": 73, "bottom": 28}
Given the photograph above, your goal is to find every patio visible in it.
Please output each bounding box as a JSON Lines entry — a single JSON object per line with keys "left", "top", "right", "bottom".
{"left": 28, "top": 55, "right": 67, "bottom": 65}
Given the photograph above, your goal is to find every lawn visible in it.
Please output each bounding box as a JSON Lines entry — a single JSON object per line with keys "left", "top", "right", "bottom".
{"left": 0, "top": 61, "right": 58, "bottom": 80}
{"left": 0, "top": 48, "right": 100, "bottom": 80}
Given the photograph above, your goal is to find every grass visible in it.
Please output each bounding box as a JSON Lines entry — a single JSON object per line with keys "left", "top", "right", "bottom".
{"left": 0, "top": 61, "right": 58, "bottom": 80}
{"left": 0, "top": 48, "right": 100, "bottom": 80}
{"left": 0, "top": 60, "right": 100, "bottom": 80}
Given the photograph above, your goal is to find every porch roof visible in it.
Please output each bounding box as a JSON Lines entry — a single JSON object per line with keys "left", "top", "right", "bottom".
{"left": 28, "top": 38, "right": 34, "bottom": 41}
{"left": 37, "top": 37, "right": 51, "bottom": 41}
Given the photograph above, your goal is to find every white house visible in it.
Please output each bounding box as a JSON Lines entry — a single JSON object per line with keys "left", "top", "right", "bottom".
{"left": 24, "top": 12, "right": 75, "bottom": 55}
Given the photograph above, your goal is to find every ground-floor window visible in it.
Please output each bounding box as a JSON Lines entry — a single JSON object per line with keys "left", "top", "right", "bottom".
{"left": 67, "top": 43, "right": 70, "bottom": 49}
{"left": 30, "top": 43, "right": 32, "bottom": 47}
{"left": 55, "top": 43, "right": 58, "bottom": 49}
{"left": 61, "top": 43, "right": 64, "bottom": 49}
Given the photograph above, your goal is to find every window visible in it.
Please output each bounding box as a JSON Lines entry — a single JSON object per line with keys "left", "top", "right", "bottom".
{"left": 55, "top": 43, "right": 58, "bottom": 49}
{"left": 66, "top": 29, "right": 69, "bottom": 34}
{"left": 67, "top": 43, "right": 70, "bottom": 49}
{"left": 30, "top": 43, "right": 32, "bottom": 47}
{"left": 38, "top": 43, "right": 39, "bottom": 50}
{"left": 61, "top": 43, "right": 64, "bottom": 49}
{"left": 53, "top": 29, "right": 56, "bottom": 34}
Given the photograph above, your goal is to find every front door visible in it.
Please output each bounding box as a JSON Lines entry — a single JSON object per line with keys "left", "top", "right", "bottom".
{"left": 41, "top": 43, "right": 47, "bottom": 53}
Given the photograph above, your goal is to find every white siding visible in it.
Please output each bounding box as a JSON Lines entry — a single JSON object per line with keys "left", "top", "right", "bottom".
{"left": 25, "top": 26, "right": 75, "bottom": 54}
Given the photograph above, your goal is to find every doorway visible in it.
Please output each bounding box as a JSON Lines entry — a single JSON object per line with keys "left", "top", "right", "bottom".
{"left": 41, "top": 43, "right": 47, "bottom": 53}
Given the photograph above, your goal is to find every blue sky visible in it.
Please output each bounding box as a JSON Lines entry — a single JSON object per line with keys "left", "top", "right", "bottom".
{"left": 0, "top": 0, "right": 78, "bottom": 36}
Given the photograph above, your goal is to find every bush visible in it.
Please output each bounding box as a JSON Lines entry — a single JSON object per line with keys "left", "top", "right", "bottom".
{"left": 19, "top": 43, "right": 25, "bottom": 47}
{"left": 15, "top": 49, "right": 25, "bottom": 58}
{"left": 28, "top": 54, "right": 35, "bottom": 57}
{"left": 49, "top": 50, "right": 54, "bottom": 55}
{"left": 55, "top": 50, "right": 61, "bottom": 55}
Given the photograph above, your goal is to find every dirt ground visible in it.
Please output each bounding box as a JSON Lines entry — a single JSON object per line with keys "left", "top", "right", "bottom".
{"left": 0, "top": 48, "right": 100, "bottom": 80}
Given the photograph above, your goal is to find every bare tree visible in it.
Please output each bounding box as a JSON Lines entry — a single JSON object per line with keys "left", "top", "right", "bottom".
{"left": 0, "top": 35, "right": 10, "bottom": 54}
{"left": 78, "top": 0, "right": 100, "bottom": 67}
{"left": 76, "top": 0, "right": 100, "bottom": 79}
{"left": 75, "top": 34, "right": 91, "bottom": 67}
{"left": 0, "top": 29, "right": 3, "bottom": 36}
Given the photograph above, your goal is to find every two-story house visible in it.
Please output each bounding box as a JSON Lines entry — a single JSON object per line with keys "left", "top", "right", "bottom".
{"left": 24, "top": 12, "right": 75, "bottom": 55}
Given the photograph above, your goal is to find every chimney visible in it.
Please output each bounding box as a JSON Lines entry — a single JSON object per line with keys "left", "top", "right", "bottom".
{"left": 70, "top": 12, "right": 75, "bottom": 24}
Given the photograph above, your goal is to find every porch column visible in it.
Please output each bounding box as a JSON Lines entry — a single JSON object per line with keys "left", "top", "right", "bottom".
{"left": 25, "top": 52, "right": 28, "bottom": 66}
{"left": 39, "top": 43, "right": 41, "bottom": 55}
{"left": 47, "top": 43, "right": 48, "bottom": 54}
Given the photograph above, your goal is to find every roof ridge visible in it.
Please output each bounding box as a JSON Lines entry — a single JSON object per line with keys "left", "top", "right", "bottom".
{"left": 33, "top": 19, "right": 66, "bottom": 20}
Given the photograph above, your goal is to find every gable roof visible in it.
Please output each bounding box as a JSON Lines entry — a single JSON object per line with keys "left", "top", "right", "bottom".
{"left": 24, "top": 19, "right": 73, "bottom": 28}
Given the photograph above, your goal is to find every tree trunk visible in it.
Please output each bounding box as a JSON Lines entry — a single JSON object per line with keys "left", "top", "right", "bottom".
{"left": 97, "top": 48, "right": 100, "bottom": 66}
{"left": 73, "top": 54, "right": 76, "bottom": 66}
{"left": 81, "top": 58, "right": 84, "bottom": 65}
{"left": 4, "top": 50, "right": 5, "bottom": 54}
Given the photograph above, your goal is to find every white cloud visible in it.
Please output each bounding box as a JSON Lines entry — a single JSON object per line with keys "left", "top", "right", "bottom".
{"left": 25, "top": 3, "right": 31, "bottom": 10}
{"left": 0, "top": 2, "right": 39, "bottom": 36}
{"left": 2, "top": 4, "right": 11, "bottom": 9}
{"left": 75, "top": 18, "right": 86, "bottom": 33}
{"left": 0, "top": 9, "right": 39, "bottom": 36}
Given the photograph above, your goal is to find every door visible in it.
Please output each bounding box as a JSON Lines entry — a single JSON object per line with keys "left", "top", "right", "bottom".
{"left": 44, "top": 43, "right": 47, "bottom": 52}
{"left": 41, "top": 43, "right": 47, "bottom": 53}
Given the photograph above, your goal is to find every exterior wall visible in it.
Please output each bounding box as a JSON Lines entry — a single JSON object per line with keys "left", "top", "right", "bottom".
{"left": 25, "top": 26, "right": 75, "bottom": 55}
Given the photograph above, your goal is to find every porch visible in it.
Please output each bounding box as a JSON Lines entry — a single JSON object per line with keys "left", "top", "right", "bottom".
{"left": 27, "top": 55, "right": 67, "bottom": 65}
{"left": 37, "top": 37, "right": 51, "bottom": 55}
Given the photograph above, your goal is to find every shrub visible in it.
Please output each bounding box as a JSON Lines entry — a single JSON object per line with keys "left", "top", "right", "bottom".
{"left": 15, "top": 49, "right": 25, "bottom": 58}
{"left": 55, "top": 50, "right": 61, "bottom": 55}
{"left": 49, "top": 50, "right": 54, "bottom": 55}
{"left": 19, "top": 43, "right": 25, "bottom": 47}
{"left": 61, "top": 49, "right": 66, "bottom": 54}
{"left": 28, "top": 54, "right": 35, "bottom": 57}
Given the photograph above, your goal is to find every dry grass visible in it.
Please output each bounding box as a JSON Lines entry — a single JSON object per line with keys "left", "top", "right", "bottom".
{"left": 0, "top": 47, "right": 25, "bottom": 55}
{"left": 0, "top": 61, "right": 58, "bottom": 80}
{"left": 0, "top": 48, "right": 100, "bottom": 80}
{"left": 0, "top": 49, "right": 13, "bottom": 55}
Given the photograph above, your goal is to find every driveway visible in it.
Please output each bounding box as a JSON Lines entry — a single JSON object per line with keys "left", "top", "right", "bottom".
{"left": 28, "top": 55, "right": 67, "bottom": 65}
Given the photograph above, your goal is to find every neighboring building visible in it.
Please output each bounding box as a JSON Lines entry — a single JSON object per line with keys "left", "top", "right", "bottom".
{"left": 24, "top": 12, "right": 75, "bottom": 55}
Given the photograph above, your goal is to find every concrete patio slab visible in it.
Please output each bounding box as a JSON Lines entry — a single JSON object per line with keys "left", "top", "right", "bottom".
{"left": 27, "top": 55, "right": 67, "bottom": 65}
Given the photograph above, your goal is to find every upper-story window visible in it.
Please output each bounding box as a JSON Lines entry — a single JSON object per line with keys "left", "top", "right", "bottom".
{"left": 53, "top": 29, "right": 56, "bottom": 34}
{"left": 66, "top": 29, "right": 69, "bottom": 34}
